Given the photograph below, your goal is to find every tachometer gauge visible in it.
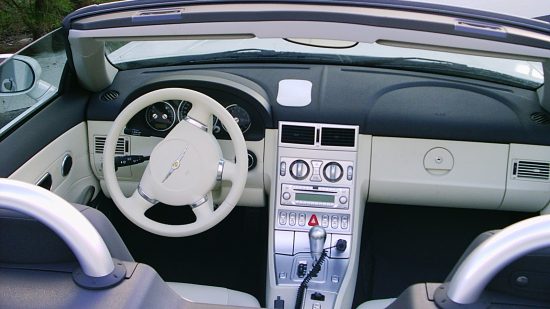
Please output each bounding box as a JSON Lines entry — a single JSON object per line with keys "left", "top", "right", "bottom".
{"left": 221, "top": 104, "right": 252, "bottom": 133}
{"left": 145, "top": 101, "right": 176, "bottom": 131}
{"left": 177, "top": 100, "right": 193, "bottom": 121}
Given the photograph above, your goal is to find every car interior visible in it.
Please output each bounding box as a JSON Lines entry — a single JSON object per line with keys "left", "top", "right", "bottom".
{"left": 1, "top": 1, "right": 550, "bottom": 308}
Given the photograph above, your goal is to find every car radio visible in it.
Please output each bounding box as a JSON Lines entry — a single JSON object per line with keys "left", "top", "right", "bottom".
{"left": 280, "top": 184, "right": 349, "bottom": 209}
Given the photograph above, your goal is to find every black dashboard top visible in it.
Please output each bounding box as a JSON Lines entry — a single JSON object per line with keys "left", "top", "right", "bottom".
{"left": 86, "top": 63, "right": 550, "bottom": 145}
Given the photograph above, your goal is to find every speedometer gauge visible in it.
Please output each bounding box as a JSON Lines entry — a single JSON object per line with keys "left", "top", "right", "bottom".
{"left": 145, "top": 101, "right": 176, "bottom": 131}
{"left": 177, "top": 100, "right": 193, "bottom": 121}
{"left": 222, "top": 104, "right": 252, "bottom": 133}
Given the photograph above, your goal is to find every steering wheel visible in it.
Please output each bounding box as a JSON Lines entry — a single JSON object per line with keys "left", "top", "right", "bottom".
{"left": 103, "top": 88, "right": 248, "bottom": 237}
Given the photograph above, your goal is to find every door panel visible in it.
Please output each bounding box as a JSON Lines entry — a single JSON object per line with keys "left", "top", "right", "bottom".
{"left": 9, "top": 122, "right": 99, "bottom": 204}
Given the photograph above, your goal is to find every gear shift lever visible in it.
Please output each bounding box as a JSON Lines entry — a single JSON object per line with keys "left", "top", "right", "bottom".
{"left": 309, "top": 225, "right": 326, "bottom": 264}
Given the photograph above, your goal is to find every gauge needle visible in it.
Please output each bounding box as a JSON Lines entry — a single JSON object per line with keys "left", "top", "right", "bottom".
{"left": 162, "top": 146, "right": 189, "bottom": 183}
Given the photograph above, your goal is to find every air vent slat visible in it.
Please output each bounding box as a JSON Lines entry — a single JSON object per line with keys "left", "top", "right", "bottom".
{"left": 94, "top": 136, "right": 127, "bottom": 155}
{"left": 321, "top": 127, "right": 355, "bottom": 147}
{"left": 281, "top": 125, "right": 315, "bottom": 145}
{"left": 530, "top": 112, "right": 550, "bottom": 125}
{"left": 513, "top": 160, "right": 550, "bottom": 181}
{"left": 101, "top": 90, "right": 119, "bottom": 102}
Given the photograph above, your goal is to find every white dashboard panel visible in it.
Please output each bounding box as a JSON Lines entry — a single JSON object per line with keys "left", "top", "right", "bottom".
{"left": 369, "top": 137, "right": 509, "bottom": 209}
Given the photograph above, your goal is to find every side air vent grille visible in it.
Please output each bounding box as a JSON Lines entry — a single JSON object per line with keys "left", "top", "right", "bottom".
{"left": 94, "top": 136, "right": 127, "bottom": 155}
{"left": 281, "top": 125, "right": 315, "bottom": 145}
{"left": 321, "top": 127, "right": 356, "bottom": 147}
{"left": 101, "top": 90, "right": 119, "bottom": 102}
{"left": 530, "top": 112, "right": 550, "bottom": 125}
{"left": 512, "top": 160, "right": 550, "bottom": 181}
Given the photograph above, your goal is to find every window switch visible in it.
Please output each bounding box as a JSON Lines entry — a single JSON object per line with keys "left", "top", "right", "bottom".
{"left": 297, "top": 262, "right": 308, "bottom": 278}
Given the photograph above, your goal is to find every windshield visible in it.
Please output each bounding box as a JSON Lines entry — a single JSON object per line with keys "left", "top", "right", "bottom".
{"left": 105, "top": 38, "right": 544, "bottom": 89}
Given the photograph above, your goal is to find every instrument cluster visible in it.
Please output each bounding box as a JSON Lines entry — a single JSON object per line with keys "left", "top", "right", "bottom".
{"left": 143, "top": 100, "right": 252, "bottom": 134}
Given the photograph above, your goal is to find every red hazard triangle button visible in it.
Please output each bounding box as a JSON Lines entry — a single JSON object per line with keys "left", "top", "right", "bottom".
{"left": 308, "top": 214, "right": 319, "bottom": 226}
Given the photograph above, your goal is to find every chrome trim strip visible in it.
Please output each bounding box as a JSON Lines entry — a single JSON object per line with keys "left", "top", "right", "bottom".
{"left": 216, "top": 159, "right": 225, "bottom": 181}
{"left": 137, "top": 185, "right": 158, "bottom": 204}
{"left": 184, "top": 115, "right": 208, "bottom": 132}
{"left": 190, "top": 195, "right": 208, "bottom": 209}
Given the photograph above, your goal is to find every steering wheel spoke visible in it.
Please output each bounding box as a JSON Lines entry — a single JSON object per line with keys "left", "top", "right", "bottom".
{"left": 185, "top": 103, "right": 212, "bottom": 132}
{"left": 220, "top": 160, "right": 238, "bottom": 183}
{"left": 128, "top": 188, "right": 157, "bottom": 213}
{"left": 191, "top": 193, "right": 214, "bottom": 223}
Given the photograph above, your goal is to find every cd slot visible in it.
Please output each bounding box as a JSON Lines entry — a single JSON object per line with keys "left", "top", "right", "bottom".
{"left": 294, "top": 188, "right": 337, "bottom": 194}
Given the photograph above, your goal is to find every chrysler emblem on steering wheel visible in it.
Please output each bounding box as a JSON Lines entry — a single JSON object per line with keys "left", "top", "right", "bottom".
{"left": 162, "top": 145, "right": 189, "bottom": 183}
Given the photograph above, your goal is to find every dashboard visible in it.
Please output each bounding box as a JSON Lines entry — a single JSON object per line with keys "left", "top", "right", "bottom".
{"left": 86, "top": 63, "right": 550, "bottom": 213}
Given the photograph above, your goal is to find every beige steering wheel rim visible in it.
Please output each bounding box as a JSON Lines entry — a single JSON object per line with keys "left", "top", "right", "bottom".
{"left": 103, "top": 88, "right": 248, "bottom": 237}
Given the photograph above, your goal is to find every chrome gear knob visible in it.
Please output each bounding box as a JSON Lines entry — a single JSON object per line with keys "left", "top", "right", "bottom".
{"left": 309, "top": 225, "right": 327, "bottom": 264}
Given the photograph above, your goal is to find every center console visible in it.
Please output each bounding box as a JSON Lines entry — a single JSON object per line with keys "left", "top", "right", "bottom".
{"left": 269, "top": 122, "right": 359, "bottom": 309}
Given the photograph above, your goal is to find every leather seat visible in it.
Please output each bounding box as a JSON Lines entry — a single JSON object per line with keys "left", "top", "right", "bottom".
{"left": 356, "top": 298, "right": 396, "bottom": 309}
{"left": 0, "top": 203, "right": 260, "bottom": 308}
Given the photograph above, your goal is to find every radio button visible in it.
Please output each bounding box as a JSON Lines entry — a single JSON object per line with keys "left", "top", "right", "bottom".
{"left": 298, "top": 213, "right": 306, "bottom": 226}
{"left": 289, "top": 213, "right": 296, "bottom": 226}
{"left": 331, "top": 215, "right": 339, "bottom": 229}
{"left": 282, "top": 192, "right": 291, "bottom": 200}
{"left": 339, "top": 196, "right": 348, "bottom": 205}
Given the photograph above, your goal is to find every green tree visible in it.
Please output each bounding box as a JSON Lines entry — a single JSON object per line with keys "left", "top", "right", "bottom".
{"left": 2, "top": 0, "right": 73, "bottom": 39}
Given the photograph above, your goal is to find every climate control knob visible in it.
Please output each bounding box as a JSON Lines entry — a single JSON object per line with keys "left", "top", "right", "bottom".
{"left": 290, "top": 160, "right": 310, "bottom": 180}
{"left": 323, "top": 162, "right": 343, "bottom": 182}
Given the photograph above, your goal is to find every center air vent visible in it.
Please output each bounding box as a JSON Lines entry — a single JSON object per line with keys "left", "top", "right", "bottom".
{"left": 512, "top": 160, "right": 550, "bottom": 181}
{"left": 321, "top": 127, "right": 356, "bottom": 147}
{"left": 94, "top": 136, "right": 128, "bottom": 155}
{"left": 281, "top": 124, "right": 315, "bottom": 145}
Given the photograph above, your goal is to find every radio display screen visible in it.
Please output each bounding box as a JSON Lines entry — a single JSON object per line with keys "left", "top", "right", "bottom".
{"left": 295, "top": 193, "right": 334, "bottom": 203}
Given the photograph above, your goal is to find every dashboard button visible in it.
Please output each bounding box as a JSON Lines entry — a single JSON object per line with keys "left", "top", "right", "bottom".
{"left": 339, "top": 196, "right": 348, "bottom": 204}
{"left": 310, "top": 175, "right": 322, "bottom": 182}
{"left": 298, "top": 213, "right": 306, "bottom": 226}
{"left": 280, "top": 161, "right": 287, "bottom": 176}
{"left": 324, "top": 162, "right": 343, "bottom": 182}
{"left": 341, "top": 216, "right": 349, "bottom": 229}
{"left": 279, "top": 212, "right": 287, "bottom": 225}
{"left": 331, "top": 215, "right": 339, "bottom": 229}
{"left": 289, "top": 213, "right": 296, "bottom": 226}
{"left": 347, "top": 166, "right": 353, "bottom": 180}
{"left": 308, "top": 214, "right": 319, "bottom": 226}
{"left": 290, "top": 160, "right": 310, "bottom": 180}
{"left": 321, "top": 215, "right": 329, "bottom": 228}
{"left": 283, "top": 192, "right": 291, "bottom": 200}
